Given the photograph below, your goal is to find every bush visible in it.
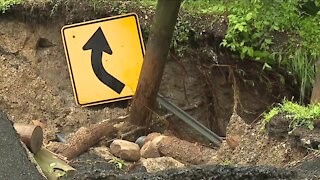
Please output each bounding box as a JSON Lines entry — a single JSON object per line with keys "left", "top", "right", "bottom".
{"left": 263, "top": 100, "right": 320, "bottom": 132}
{"left": 0, "top": 0, "right": 22, "bottom": 13}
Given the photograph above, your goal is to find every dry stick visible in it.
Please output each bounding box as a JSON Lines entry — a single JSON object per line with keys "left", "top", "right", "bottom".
{"left": 14, "top": 123, "right": 43, "bottom": 154}
{"left": 57, "top": 120, "right": 118, "bottom": 160}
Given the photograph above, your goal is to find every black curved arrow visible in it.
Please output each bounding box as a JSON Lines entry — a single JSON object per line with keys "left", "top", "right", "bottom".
{"left": 83, "top": 27, "right": 125, "bottom": 94}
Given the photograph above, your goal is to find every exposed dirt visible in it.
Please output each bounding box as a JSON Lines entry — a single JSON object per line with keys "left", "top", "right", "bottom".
{"left": 0, "top": 18, "right": 128, "bottom": 143}
{"left": 210, "top": 113, "right": 307, "bottom": 168}
{"left": 0, "top": 0, "right": 318, "bottom": 179}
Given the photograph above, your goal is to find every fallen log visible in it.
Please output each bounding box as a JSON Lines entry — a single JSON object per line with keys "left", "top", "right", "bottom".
{"left": 142, "top": 134, "right": 217, "bottom": 165}
{"left": 14, "top": 123, "right": 43, "bottom": 154}
{"left": 56, "top": 120, "right": 117, "bottom": 159}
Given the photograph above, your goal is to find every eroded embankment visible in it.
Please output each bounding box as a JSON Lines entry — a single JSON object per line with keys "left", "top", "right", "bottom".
{"left": 0, "top": 1, "right": 311, "bottom": 179}
{"left": 1, "top": 0, "right": 298, "bottom": 141}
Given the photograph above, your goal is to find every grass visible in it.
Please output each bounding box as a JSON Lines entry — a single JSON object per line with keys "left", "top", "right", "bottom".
{"left": 263, "top": 100, "right": 320, "bottom": 132}
{"left": 139, "top": 0, "right": 225, "bottom": 14}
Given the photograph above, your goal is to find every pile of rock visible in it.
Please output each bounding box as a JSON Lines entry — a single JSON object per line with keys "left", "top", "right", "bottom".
{"left": 105, "top": 132, "right": 217, "bottom": 172}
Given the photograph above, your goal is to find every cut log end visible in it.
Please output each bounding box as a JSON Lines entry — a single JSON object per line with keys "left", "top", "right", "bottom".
{"left": 14, "top": 123, "right": 43, "bottom": 154}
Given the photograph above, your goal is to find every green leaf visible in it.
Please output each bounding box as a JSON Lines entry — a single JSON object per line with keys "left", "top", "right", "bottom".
{"left": 240, "top": 52, "right": 245, "bottom": 59}
{"left": 264, "top": 38, "right": 272, "bottom": 44}
{"left": 235, "top": 24, "right": 245, "bottom": 32}
{"left": 247, "top": 47, "right": 254, "bottom": 57}
{"left": 308, "top": 123, "right": 314, "bottom": 130}
{"left": 246, "top": 12, "right": 253, "bottom": 21}
{"left": 272, "top": 25, "right": 280, "bottom": 31}
{"left": 220, "top": 40, "right": 228, "bottom": 47}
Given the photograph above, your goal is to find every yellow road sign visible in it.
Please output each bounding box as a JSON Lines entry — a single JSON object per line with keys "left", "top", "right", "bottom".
{"left": 61, "top": 13, "right": 145, "bottom": 106}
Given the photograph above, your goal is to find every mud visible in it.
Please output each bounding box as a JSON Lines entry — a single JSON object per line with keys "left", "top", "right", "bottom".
{"left": 0, "top": 18, "right": 128, "bottom": 142}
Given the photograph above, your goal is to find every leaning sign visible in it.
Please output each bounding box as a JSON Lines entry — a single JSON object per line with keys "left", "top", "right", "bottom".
{"left": 61, "top": 13, "right": 145, "bottom": 106}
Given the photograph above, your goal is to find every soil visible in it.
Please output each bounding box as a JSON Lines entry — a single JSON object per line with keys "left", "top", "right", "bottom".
{"left": 0, "top": 0, "right": 319, "bottom": 179}
{"left": 210, "top": 113, "right": 307, "bottom": 168}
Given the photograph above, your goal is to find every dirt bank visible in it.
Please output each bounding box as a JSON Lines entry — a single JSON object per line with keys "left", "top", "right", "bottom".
{"left": 1, "top": 1, "right": 314, "bottom": 179}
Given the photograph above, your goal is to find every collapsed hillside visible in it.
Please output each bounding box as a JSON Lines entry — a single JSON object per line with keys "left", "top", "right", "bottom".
{"left": 0, "top": 0, "right": 319, "bottom": 179}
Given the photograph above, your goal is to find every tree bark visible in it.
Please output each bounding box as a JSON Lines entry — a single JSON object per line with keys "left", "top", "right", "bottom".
{"left": 311, "top": 61, "right": 320, "bottom": 104}
{"left": 130, "top": 0, "right": 182, "bottom": 126}
{"left": 57, "top": 121, "right": 116, "bottom": 159}
{"left": 143, "top": 135, "right": 217, "bottom": 164}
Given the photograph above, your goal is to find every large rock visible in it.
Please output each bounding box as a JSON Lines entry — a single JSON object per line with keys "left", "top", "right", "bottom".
{"left": 140, "top": 141, "right": 161, "bottom": 158}
{"left": 90, "top": 146, "right": 116, "bottom": 161}
{"left": 144, "top": 132, "right": 161, "bottom": 144}
{"left": 110, "top": 139, "right": 140, "bottom": 161}
{"left": 140, "top": 135, "right": 165, "bottom": 158}
{"left": 141, "top": 157, "right": 185, "bottom": 172}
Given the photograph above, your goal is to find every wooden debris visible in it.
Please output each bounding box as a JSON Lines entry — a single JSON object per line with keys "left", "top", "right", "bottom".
{"left": 144, "top": 134, "right": 216, "bottom": 165}
{"left": 56, "top": 120, "right": 117, "bottom": 159}
{"left": 32, "top": 120, "right": 47, "bottom": 129}
{"left": 14, "top": 123, "right": 43, "bottom": 154}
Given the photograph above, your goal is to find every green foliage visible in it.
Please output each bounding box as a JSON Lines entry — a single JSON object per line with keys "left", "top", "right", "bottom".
{"left": 221, "top": 159, "right": 231, "bottom": 166}
{"left": 0, "top": 0, "right": 22, "bottom": 13}
{"left": 220, "top": 0, "right": 320, "bottom": 102}
{"left": 108, "top": 158, "right": 127, "bottom": 169}
{"left": 172, "top": 18, "right": 193, "bottom": 57}
{"left": 263, "top": 100, "right": 320, "bottom": 132}
{"left": 139, "top": 0, "right": 320, "bottom": 102}
{"left": 181, "top": 0, "right": 225, "bottom": 14}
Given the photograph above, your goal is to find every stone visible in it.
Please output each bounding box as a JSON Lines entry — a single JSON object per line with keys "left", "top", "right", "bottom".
{"left": 140, "top": 141, "right": 161, "bottom": 158}
{"left": 141, "top": 157, "right": 185, "bottom": 172}
{"left": 144, "top": 132, "right": 161, "bottom": 143}
{"left": 110, "top": 139, "right": 141, "bottom": 161}
{"left": 135, "top": 136, "right": 146, "bottom": 148}
{"left": 226, "top": 135, "right": 240, "bottom": 150}
{"left": 90, "top": 146, "right": 116, "bottom": 161}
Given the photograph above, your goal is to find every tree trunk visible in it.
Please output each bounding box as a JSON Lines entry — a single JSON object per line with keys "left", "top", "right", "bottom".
{"left": 311, "top": 61, "right": 320, "bottom": 104}
{"left": 130, "top": 0, "right": 182, "bottom": 126}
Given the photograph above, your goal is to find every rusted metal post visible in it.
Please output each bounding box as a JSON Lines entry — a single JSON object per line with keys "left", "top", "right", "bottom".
{"left": 130, "top": 0, "right": 182, "bottom": 126}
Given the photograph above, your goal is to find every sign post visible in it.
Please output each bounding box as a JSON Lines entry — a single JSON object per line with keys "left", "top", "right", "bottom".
{"left": 130, "top": 0, "right": 182, "bottom": 126}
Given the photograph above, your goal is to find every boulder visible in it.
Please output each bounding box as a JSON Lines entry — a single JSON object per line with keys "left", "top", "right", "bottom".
{"left": 135, "top": 136, "right": 146, "bottom": 148}
{"left": 90, "top": 146, "right": 116, "bottom": 161}
{"left": 144, "top": 132, "right": 161, "bottom": 144}
{"left": 110, "top": 139, "right": 140, "bottom": 161}
{"left": 141, "top": 157, "right": 185, "bottom": 172}
{"left": 140, "top": 141, "right": 161, "bottom": 158}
